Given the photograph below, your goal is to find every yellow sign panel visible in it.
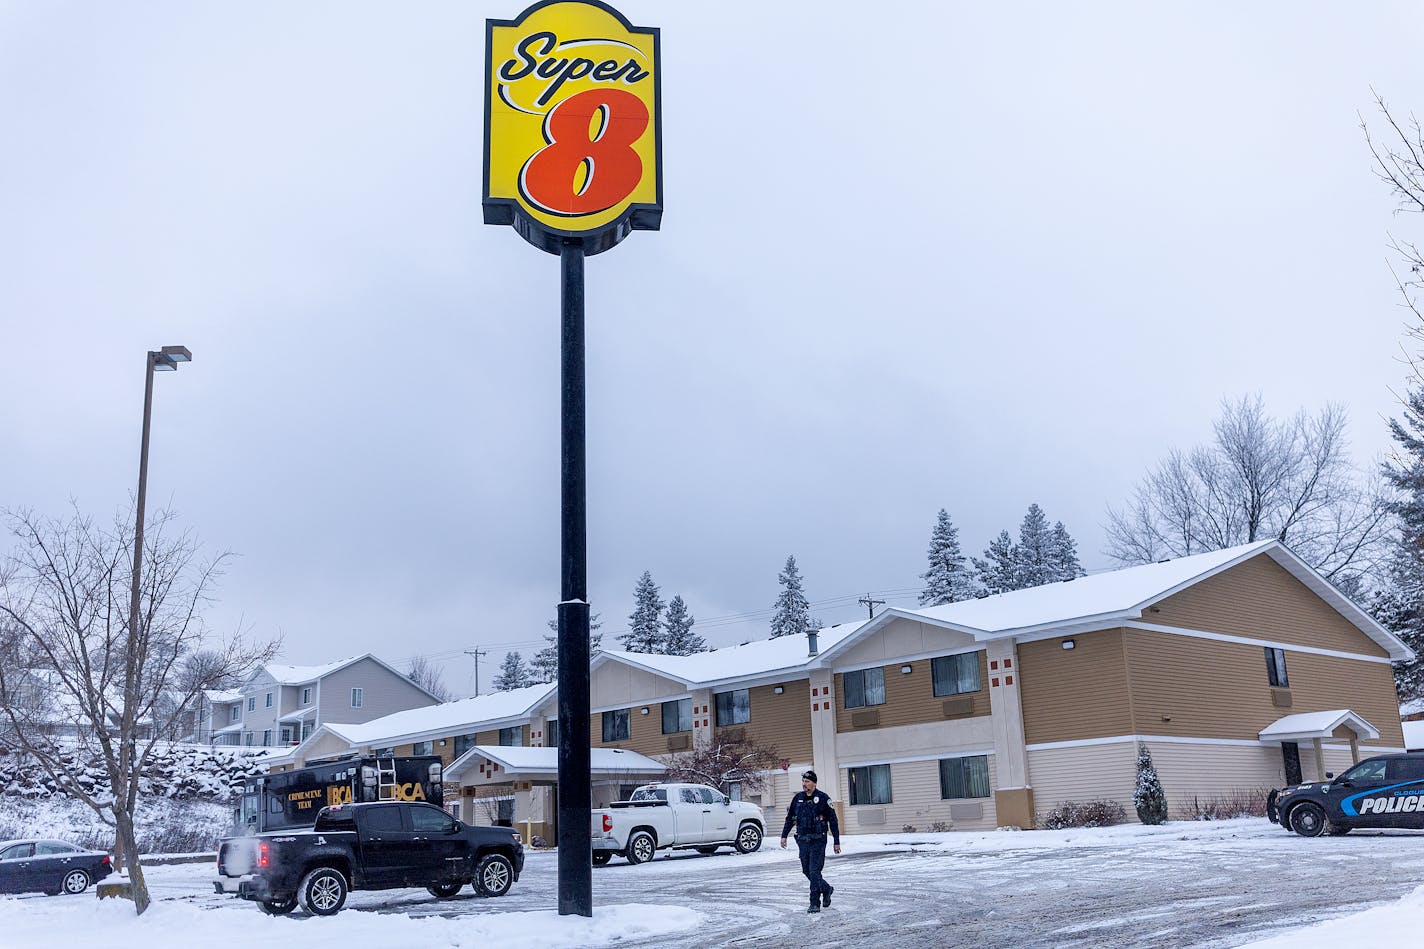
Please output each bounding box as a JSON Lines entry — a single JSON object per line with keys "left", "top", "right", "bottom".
{"left": 484, "top": 1, "right": 661, "bottom": 255}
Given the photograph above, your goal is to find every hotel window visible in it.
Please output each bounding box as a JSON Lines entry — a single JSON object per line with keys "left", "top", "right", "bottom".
{"left": 412, "top": 740, "right": 433, "bottom": 756}
{"left": 301, "top": 687, "right": 312, "bottom": 705}
{"left": 602, "top": 709, "right": 630, "bottom": 742}
{"left": 842, "top": 668, "right": 886, "bottom": 709}
{"left": 932, "top": 653, "right": 981, "bottom": 696}
{"left": 498, "top": 726, "right": 523, "bottom": 747}
{"left": 350, "top": 687, "right": 364, "bottom": 708}
{"left": 230, "top": 706, "right": 240, "bottom": 722}
{"left": 454, "top": 733, "right": 476, "bottom": 758}
{"left": 546, "top": 719, "right": 559, "bottom": 747}
{"left": 939, "top": 755, "right": 991, "bottom": 799}
{"left": 265, "top": 692, "right": 273, "bottom": 708}
{"left": 714, "top": 689, "right": 750, "bottom": 726}
{"left": 662, "top": 698, "right": 693, "bottom": 734}
{"left": 247, "top": 697, "right": 255, "bottom": 712}
{"left": 848, "top": 764, "right": 893, "bottom": 805}
{"left": 1265, "top": 648, "right": 1289, "bottom": 688}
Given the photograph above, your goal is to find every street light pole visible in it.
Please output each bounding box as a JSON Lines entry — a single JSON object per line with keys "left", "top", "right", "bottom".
{"left": 124, "top": 346, "right": 191, "bottom": 743}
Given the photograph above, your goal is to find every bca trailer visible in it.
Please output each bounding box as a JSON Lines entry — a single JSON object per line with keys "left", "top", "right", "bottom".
{"left": 234, "top": 756, "right": 444, "bottom": 834}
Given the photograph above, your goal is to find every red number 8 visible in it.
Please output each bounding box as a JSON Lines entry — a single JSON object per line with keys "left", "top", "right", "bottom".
{"left": 520, "top": 88, "right": 649, "bottom": 217}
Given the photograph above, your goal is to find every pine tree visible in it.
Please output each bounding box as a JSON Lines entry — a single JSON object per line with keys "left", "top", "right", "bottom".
{"left": 1373, "top": 547, "right": 1424, "bottom": 700}
{"left": 619, "top": 571, "right": 666, "bottom": 653}
{"left": 770, "top": 555, "right": 812, "bottom": 638}
{"left": 661, "top": 595, "right": 706, "bottom": 655}
{"left": 919, "top": 509, "right": 980, "bottom": 605}
{"left": 530, "top": 613, "right": 603, "bottom": 685}
{"left": 1015, "top": 503, "right": 1055, "bottom": 588}
{"left": 1049, "top": 521, "right": 1085, "bottom": 582}
{"left": 972, "top": 530, "right": 1018, "bottom": 596}
{"left": 492, "top": 652, "right": 532, "bottom": 692}
{"left": 1133, "top": 743, "right": 1169, "bottom": 825}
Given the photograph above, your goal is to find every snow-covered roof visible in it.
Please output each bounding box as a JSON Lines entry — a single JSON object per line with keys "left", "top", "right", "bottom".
{"left": 277, "top": 708, "right": 318, "bottom": 723}
{"left": 818, "top": 542, "right": 1411, "bottom": 662}
{"left": 1404, "top": 720, "right": 1424, "bottom": 750}
{"left": 260, "top": 656, "right": 365, "bottom": 685}
{"left": 203, "top": 690, "right": 242, "bottom": 704}
{"left": 595, "top": 622, "right": 865, "bottom": 688}
{"left": 309, "top": 682, "right": 555, "bottom": 749}
{"left": 1259, "top": 709, "right": 1380, "bottom": 742}
{"left": 213, "top": 723, "right": 243, "bottom": 735}
{"left": 446, "top": 745, "right": 666, "bottom": 780}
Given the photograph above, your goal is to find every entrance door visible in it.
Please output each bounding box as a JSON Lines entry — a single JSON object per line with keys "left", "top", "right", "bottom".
{"left": 1282, "top": 742, "right": 1303, "bottom": 786}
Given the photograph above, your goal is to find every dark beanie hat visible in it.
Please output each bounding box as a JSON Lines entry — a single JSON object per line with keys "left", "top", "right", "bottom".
{"left": 802, "top": 769, "right": 818, "bottom": 783}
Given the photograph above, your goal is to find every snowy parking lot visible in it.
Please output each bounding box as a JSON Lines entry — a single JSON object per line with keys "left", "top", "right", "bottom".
{"left": 4, "top": 818, "right": 1424, "bottom": 948}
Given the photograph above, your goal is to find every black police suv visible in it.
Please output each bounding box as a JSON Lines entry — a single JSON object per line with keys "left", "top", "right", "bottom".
{"left": 1269, "top": 752, "right": 1424, "bottom": 837}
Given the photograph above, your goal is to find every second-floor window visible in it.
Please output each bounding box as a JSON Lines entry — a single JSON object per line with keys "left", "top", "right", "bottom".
{"left": 932, "top": 653, "right": 981, "bottom": 697}
{"left": 454, "top": 733, "right": 476, "bottom": 758}
{"left": 412, "top": 740, "right": 433, "bottom": 756}
{"left": 247, "top": 697, "right": 255, "bottom": 712}
{"left": 546, "top": 719, "right": 559, "bottom": 747}
{"left": 602, "top": 709, "right": 630, "bottom": 742}
{"left": 498, "top": 726, "right": 523, "bottom": 746}
{"left": 301, "top": 687, "right": 312, "bottom": 705}
{"left": 230, "top": 706, "right": 240, "bottom": 722}
{"left": 715, "top": 689, "right": 750, "bottom": 726}
{"left": 350, "top": 687, "right": 364, "bottom": 708}
{"left": 843, "top": 668, "right": 886, "bottom": 709}
{"left": 662, "top": 698, "right": 693, "bottom": 734}
{"left": 265, "top": 692, "right": 273, "bottom": 708}
{"left": 1265, "top": 647, "right": 1289, "bottom": 688}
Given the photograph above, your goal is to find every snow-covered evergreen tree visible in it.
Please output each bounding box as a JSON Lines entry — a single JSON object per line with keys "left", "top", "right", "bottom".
{"left": 1015, "top": 503, "right": 1056, "bottom": 588}
{"left": 919, "top": 509, "right": 980, "bottom": 605}
{"left": 1133, "top": 743, "right": 1168, "bottom": 825}
{"left": 1373, "top": 547, "right": 1424, "bottom": 700}
{"left": 770, "top": 555, "right": 813, "bottom": 638}
{"left": 530, "top": 614, "right": 603, "bottom": 685}
{"left": 661, "top": 595, "right": 706, "bottom": 655}
{"left": 619, "top": 571, "right": 666, "bottom": 653}
{"left": 972, "top": 530, "right": 1018, "bottom": 596}
{"left": 492, "top": 652, "right": 532, "bottom": 692}
{"left": 1049, "top": 520, "right": 1085, "bottom": 582}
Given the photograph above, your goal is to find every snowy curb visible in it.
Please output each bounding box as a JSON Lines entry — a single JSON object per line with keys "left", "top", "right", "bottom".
{"left": 1237, "top": 882, "right": 1424, "bottom": 948}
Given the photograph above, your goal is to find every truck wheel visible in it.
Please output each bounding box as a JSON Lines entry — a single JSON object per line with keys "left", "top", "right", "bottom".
{"left": 258, "top": 896, "right": 297, "bottom": 915}
{"left": 474, "top": 854, "right": 514, "bottom": 897}
{"left": 297, "top": 867, "right": 348, "bottom": 916}
{"left": 1289, "top": 802, "right": 1329, "bottom": 838}
{"left": 592, "top": 851, "right": 613, "bottom": 866}
{"left": 625, "top": 831, "right": 656, "bottom": 865}
{"left": 426, "top": 882, "right": 463, "bottom": 899}
{"left": 735, "top": 823, "right": 763, "bottom": 854}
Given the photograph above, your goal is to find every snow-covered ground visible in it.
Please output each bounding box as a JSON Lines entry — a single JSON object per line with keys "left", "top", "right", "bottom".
{"left": 3, "top": 817, "right": 1423, "bottom": 947}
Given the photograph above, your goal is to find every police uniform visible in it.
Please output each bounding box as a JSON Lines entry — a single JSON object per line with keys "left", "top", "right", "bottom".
{"left": 781, "top": 776, "right": 840, "bottom": 911}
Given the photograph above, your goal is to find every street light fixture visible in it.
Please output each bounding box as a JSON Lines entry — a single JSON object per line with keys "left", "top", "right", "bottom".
{"left": 127, "top": 346, "right": 193, "bottom": 682}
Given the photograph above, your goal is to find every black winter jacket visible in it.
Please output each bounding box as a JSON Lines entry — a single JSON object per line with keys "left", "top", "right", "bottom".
{"left": 781, "top": 789, "right": 840, "bottom": 844}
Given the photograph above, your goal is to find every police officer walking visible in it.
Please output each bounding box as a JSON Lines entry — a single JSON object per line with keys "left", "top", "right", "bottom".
{"left": 780, "top": 769, "right": 841, "bottom": 913}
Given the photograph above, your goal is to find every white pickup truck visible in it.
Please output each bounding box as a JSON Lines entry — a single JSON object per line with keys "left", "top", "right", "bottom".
{"left": 590, "top": 783, "right": 766, "bottom": 865}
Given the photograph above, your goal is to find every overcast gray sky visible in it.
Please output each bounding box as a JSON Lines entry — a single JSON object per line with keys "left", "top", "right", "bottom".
{"left": 3, "top": 1, "right": 1422, "bottom": 692}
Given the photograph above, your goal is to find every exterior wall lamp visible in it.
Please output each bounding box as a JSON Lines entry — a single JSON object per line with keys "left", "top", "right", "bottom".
{"left": 1062, "top": 639, "right": 1076, "bottom": 650}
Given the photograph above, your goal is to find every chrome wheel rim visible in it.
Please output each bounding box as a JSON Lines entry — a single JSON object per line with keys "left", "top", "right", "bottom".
{"left": 633, "top": 836, "right": 653, "bottom": 861}
{"left": 482, "top": 861, "right": 510, "bottom": 892}
{"left": 312, "top": 876, "right": 342, "bottom": 910}
{"left": 739, "top": 827, "right": 759, "bottom": 850}
{"left": 63, "top": 871, "right": 87, "bottom": 894}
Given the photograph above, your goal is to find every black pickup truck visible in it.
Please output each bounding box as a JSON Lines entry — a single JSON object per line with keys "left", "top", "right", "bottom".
{"left": 217, "top": 801, "right": 524, "bottom": 915}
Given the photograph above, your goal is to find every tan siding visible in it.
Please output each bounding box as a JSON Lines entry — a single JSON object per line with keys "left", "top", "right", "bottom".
{"left": 838, "top": 757, "right": 998, "bottom": 835}
{"left": 833, "top": 653, "right": 991, "bottom": 735}
{"left": 1122, "top": 629, "right": 1404, "bottom": 745}
{"left": 1151, "top": 554, "right": 1389, "bottom": 657}
{"left": 715, "top": 682, "right": 813, "bottom": 762}
{"left": 590, "top": 704, "right": 671, "bottom": 758}
{"left": 1018, "top": 629, "right": 1133, "bottom": 744}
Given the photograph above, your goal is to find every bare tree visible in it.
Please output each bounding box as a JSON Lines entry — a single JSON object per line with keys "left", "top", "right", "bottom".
{"left": 661, "top": 728, "right": 781, "bottom": 798}
{"left": 1105, "top": 395, "right": 1392, "bottom": 585}
{"left": 406, "top": 654, "right": 452, "bottom": 702}
{"left": 0, "top": 505, "right": 275, "bottom": 914}
{"left": 1363, "top": 91, "right": 1424, "bottom": 350}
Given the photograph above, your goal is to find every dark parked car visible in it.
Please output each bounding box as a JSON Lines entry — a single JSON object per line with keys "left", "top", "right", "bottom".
{"left": 1268, "top": 753, "right": 1424, "bottom": 836}
{"left": 0, "top": 839, "right": 113, "bottom": 895}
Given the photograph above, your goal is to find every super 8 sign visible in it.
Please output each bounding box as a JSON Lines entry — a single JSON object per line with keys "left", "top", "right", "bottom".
{"left": 483, "top": 0, "right": 661, "bottom": 255}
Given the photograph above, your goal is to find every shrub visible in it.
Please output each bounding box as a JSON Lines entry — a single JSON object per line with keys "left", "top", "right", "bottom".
{"left": 1133, "top": 743, "right": 1168, "bottom": 826}
{"left": 1179, "top": 787, "right": 1272, "bottom": 821}
{"left": 929, "top": 821, "right": 950, "bottom": 832}
{"left": 1043, "top": 800, "right": 1128, "bottom": 829}
{"left": 901, "top": 824, "right": 917, "bottom": 833}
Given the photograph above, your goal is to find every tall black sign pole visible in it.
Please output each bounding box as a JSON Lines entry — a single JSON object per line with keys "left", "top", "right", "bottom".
{"left": 555, "top": 239, "right": 593, "bottom": 917}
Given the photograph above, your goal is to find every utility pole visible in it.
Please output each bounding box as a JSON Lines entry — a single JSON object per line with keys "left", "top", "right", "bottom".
{"left": 858, "top": 594, "right": 886, "bottom": 620}
{"left": 469, "top": 644, "right": 492, "bottom": 695}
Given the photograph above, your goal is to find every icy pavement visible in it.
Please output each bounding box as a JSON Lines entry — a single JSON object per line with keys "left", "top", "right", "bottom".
{"left": 5, "top": 818, "right": 1424, "bottom": 947}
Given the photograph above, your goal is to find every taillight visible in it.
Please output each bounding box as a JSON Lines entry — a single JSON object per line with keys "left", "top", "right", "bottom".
{"left": 258, "top": 842, "right": 270, "bottom": 869}
{"left": 601, "top": 815, "right": 612, "bottom": 833}
{"left": 103, "top": 856, "right": 112, "bottom": 868}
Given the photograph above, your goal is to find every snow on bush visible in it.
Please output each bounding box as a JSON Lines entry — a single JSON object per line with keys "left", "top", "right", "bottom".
{"left": 0, "top": 743, "right": 265, "bottom": 803}
{"left": 1133, "top": 743, "right": 1168, "bottom": 826}
{"left": 0, "top": 795, "right": 233, "bottom": 854}
{"left": 1042, "top": 800, "right": 1128, "bottom": 829}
